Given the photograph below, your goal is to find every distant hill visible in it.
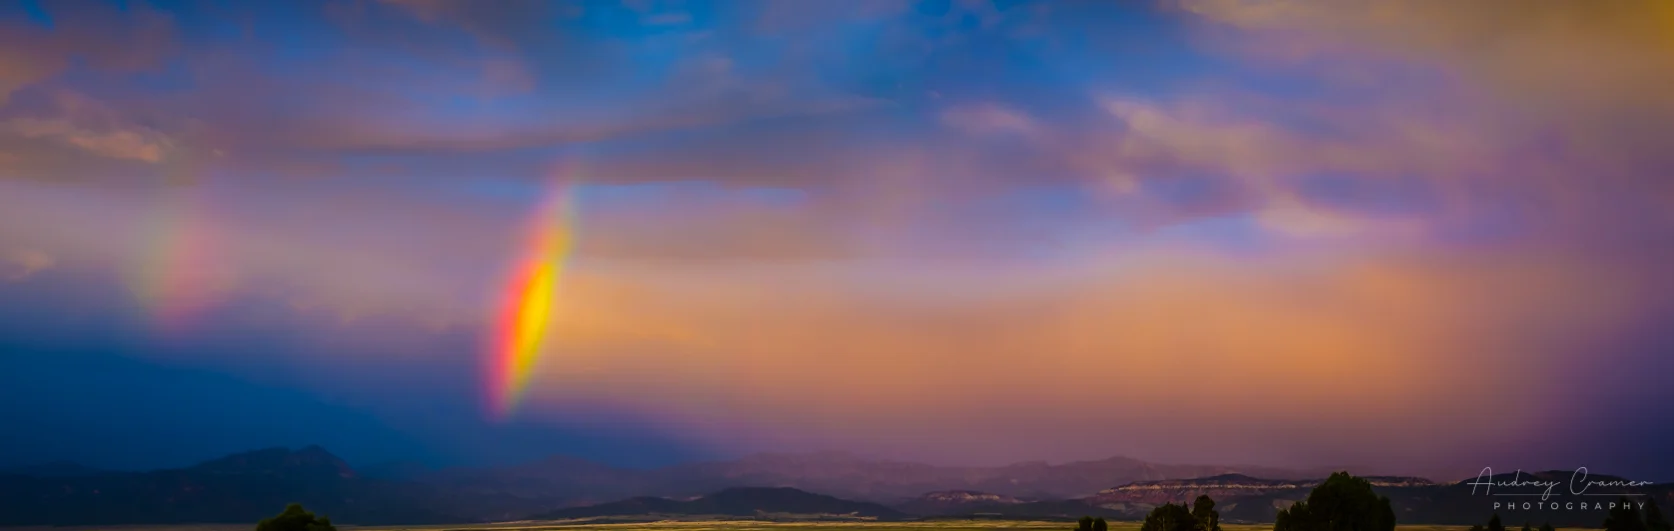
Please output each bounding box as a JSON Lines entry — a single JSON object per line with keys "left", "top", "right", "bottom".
{"left": 894, "top": 490, "right": 1027, "bottom": 515}
{"left": 186, "top": 445, "right": 357, "bottom": 479}
{"left": 0, "top": 461, "right": 109, "bottom": 477}
{"left": 0, "top": 446, "right": 472, "bottom": 526}
{"left": 1085, "top": 473, "right": 1433, "bottom": 508}
{"left": 424, "top": 453, "right": 652, "bottom": 504}
{"left": 424, "top": 450, "right": 1335, "bottom": 504}
{"left": 532, "top": 486, "right": 908, "bottom": 521}
{"left": 357, "top": 460, "right": 437, "bottom": 481}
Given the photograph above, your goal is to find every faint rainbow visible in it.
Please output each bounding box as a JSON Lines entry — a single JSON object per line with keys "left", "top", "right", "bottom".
{"left": 485, "top": 175, "right": 580, "bottom": 421}
{"left": 125, "top": 147, "right": 224, "bottom": 335}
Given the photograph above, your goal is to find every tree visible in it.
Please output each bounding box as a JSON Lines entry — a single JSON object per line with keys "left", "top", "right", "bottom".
{"left": 1489, "top": 513, "right": 1507, "bottom": 531}
{"left": 1522, "top": 522, "right": 1532, "bottom": 531}
{"left": 1079, "top": 516, "right": 1096, "bottom": 531}
{"left": 1142, "top": 502, "right": 1200, "bottom": 531}
{"left": 1273, "top": 472, "right": 1397, "bottom": 531}
{"left": 1541, "top": 523, "right": 1555, "bottom": 531}
{"left": 1097, "top": 517, "right": 1110, "bottom": 531}
{"left": 256, "top": 503, "right": 336, "bottom": 531}
{"left": 1603, "top": 497, "right": 1647, "bottom": 531}
{"left": 1193, "top": 495, "right": 1222, "bottom": 531}
{"left": 1647, "top": 500, "right": 1672, "bottom": 531}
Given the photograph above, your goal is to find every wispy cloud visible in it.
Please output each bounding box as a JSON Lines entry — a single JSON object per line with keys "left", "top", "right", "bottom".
{"left": 2, "top": 91, "right": 173, "bottom": 163}
{"left": 2, "top": 248, "right": 53, "bottom": 281}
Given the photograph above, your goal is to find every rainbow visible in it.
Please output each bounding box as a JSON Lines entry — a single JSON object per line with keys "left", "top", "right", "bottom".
{"left": 126, "top": 150, "right": 222, "bottom": 335}
{"left": 485, "top": 178, "right": 579, "bottom": 421}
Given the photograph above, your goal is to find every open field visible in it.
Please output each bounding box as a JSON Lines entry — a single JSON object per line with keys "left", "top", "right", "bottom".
{"left": 0, "top": 521, "right": 1602, "bottom": 531}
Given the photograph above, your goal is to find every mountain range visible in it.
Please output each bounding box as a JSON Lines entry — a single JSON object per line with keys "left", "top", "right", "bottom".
{"left": 3, "top": 446, "right": 1670, "bottom": 527}
{"left": 411, "top": 449, "right": 1338, "bottom": 506}
{"left": 530, "top": 486, "right": 908, "bottom": 521}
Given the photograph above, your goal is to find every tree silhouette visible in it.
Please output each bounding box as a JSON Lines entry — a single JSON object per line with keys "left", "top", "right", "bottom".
{"left": 1142, "top": 502, "right": 1200, "bottom": 531}
{"left": 1076, "top": 516, "right": 1110, "bottom": 531}
{"left": 255, "top": 503, "right": 336, "bottom": 531}
{"left": 1604, "top": 497, "right": 1647, "bottom": 531}
{"left": 1489, "top": 513, "right": 1507, "bottom": 531}
{"left": 1540, "top": 522, "right": 1555, "bottom": 531}
{"left": 1522, "top": 522, "right": 1532, "bottom": 531}
{"left": 1647, "top": 500, "right": 1672, "bottom": 531}
{"left": 1273, "top": 472, "right": 1396, "bottom": 531}
{"left": 1193, "top": 495, "right": 1222, "bottom": 531}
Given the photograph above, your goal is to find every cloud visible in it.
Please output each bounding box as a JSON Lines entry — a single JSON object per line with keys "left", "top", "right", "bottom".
{"left": 0, "top": 1, "right": 175, "bottom": 105}
{"left": 1176, "top": 0, "right": 1674, "bottom": 115}
{"left": 1172, "top": 0, "right": 1674, "bottom": 216}
{"left": 2, "top": 248, "right": 54, "bottom": 281}
{"left": 932, "top": 96, "right": 1455, "bottom": 237}
{"left": 939, "top": 103, "right": 1042, "bottom": 138}
{"left": 0, "top": 1, "right": 901, "bottom": 184}
{"left": 373, "top": 0, "right": 584, "bottom": 50}
{"left": 2, "top": 91, "right": 174, "bottom": 163}
{"left": 6, "top": 117, "right": 166, "bottom": 163}
{"left": 750, "top": 0, "right": 915, "bottom": 34}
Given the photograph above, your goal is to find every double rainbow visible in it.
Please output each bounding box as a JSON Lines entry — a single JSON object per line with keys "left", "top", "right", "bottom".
{"left": 485, "top": 178, "right": 579, "bottom": 421}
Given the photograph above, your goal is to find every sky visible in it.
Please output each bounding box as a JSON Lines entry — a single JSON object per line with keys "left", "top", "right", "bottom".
{"left": 2, "top": 0, "right": 1674, "bottom": 481}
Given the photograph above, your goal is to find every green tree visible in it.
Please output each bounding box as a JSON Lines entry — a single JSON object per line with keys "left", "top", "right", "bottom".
{"left": 1489, "top": 513, "right": 1507, "bottom": 531}
{"left": 1193, "top": 495, "right": 1222, "bottom": 531}
{"left": 1096, "top": 517, "right": 1110, "bottom": 531}
{"left": 1272, "top": 472, "right": 1397, "bottom": 531}
{"left": 1143, "top": 502, "right": 1200, "bottom": 531}
{"left": 255, "top": 503, "right": 336, "bottom": 531}
{"left": 1604, "top": 497, "right": 1647, "bottom": 531}
{"left": 1079, "top": 516, "right": 1096, "bottom": 531}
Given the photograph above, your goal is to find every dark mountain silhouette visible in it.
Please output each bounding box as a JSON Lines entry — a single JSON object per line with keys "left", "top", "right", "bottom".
{"left": 532, "top": 486, "right": 908, "bottom": 520}
{"left": 187, "top": 445, "right": 356, "bottom": 479}
{"left": 0, "top": 460, "right": 109, "bottom": 477}
{"left": 0, "top": 446, "right": 468, "bottom": 526}
{"left": 357, "top": 460, "right": 436, "bottom": 481}
{"left": 426, "top": 453, "right": 650, "bottom": 504}
{"left": 537, "top": 495, "right": 689, "bottom": 518}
